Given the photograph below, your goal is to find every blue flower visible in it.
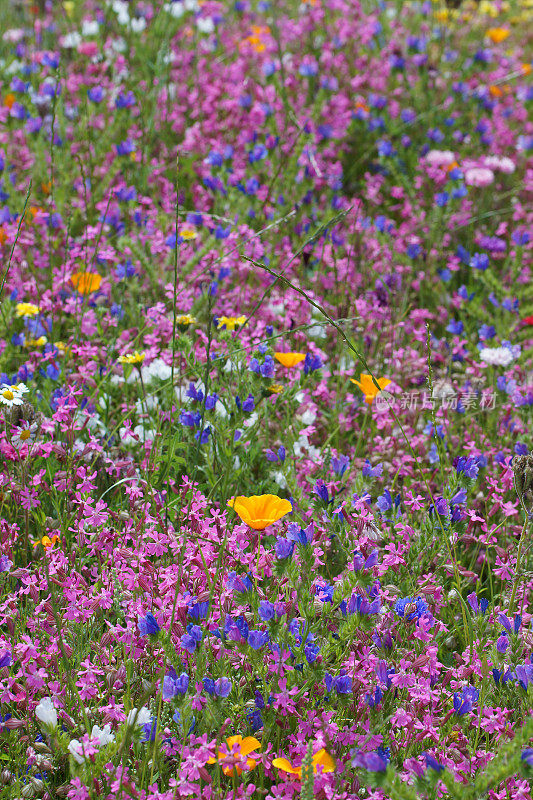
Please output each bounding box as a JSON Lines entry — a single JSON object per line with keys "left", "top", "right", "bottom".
{"left": 395, "top": 596, "right": 428, "bottom": 621}
{"left": 188, "top": 599, "right": 209, "bottom": 620}
{"left": 258, "top": 601, "right": 276, "bottom": 621}
{"left": 424, "top": 753, "right": 444, "bottom": 772}
{"left": 163, "top": 671, "right": 189, "bottom": 700}
{"left": 226, "top": 571, "right": 252, "bottom": 593}
{"left": 331, "top": 454, "right": 350, "bottom": 477}
{"left": 470, "top": 253, "right": 489, "bottom": 271}
{"left": 214, "top": 677, "right": 232, "bottom": 697}
{"left": 275, "top": 538, "right": 294, "bottom": 559}
{"left": 362, "top": 460, "right": 383, "bottom": 478}
{"left": 521, "top": 749, "right": 533, "bottom": 766}
{"left": 180, "top": 625, "right": 202, "bottom": 653}
{"left": 138, "top": 613, "right": 161, "bottom": 638}
{"left": 141, "top": 719, "right": 157, "bottom": 742}
{"left": 286, "top": 522, "right": 314, "bottom": 545}
{"left": 351, "top": 748, "right": 389, "bottom": 772}
{"left": 248, "top": 630, "right": 269, "bottom": 649}
{"left": 303, "top": 353, "right": 322, "bottom": 374}
{"left": 466, "top": 593, "right": 488, "bottom": 616}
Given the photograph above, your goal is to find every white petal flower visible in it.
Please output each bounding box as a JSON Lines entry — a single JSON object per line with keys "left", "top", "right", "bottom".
{"left": 35, "top": 697, "right": 58, "bottom": 729}
{"left": 479, "top": 347, "right": 514, "bottom": 367}
{"left": 91, "top": 723, "right": 115, "bottom": 746}
{"left": 68, "top": 738, "right": 85, "bottom": 764}
{"left": 127, "top": 706, "right": 151, "bottom": 727}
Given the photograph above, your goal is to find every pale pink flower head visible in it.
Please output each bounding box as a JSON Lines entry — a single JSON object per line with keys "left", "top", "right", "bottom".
{"left": 426, "top": 150, "right": 456, "bottom": 167}
{"left": 464, "top": 167, "right": 494, "bottom": 187}
{"left": 484, "top": 155, "right": 515, "bottom": 174}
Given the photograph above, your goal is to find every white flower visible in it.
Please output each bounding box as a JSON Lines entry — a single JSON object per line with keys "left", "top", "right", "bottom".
{"left": 35, "top": 697, "right": 58, "bottom": 729}
{"left": 299, "top": 408, "right": 317, "bottom": 426}
{"left": 127, "top": 706, "right": 151, "bottom": 727}
{"left": 91, "top": 723, "right": 115, "bottom": 746}
{"left": 60, "top": 32, "right": 82, "bottom": 48}
{"left": 82, "top": 20, "right": 100, "bottom": 36}
{"left": 11, "top": 421, "right": 38, "bottom": 449}
{"left": 479, "top": 347, "right": 514, "bottom": 367}
{"left": 0, "top": 383, "right": 27, "bottom": 407}
{"left": 196, "top": 16, "right": 215, "bottom": 33}
{"left": 165, "top": 2, "right": 184, "bottom": 17}
{"left": 68, "top": 738, "right": 85, "bottom": 764}
{"left": 140, "top": 358, "right": 172, "bottom": 384}
{"left": 130, "top": 17, "right": 147, "bottom": 33}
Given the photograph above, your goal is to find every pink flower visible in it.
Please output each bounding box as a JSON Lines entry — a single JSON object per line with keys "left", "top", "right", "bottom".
{"left": 464, "top": 167, "right": 494, "bottom": 187}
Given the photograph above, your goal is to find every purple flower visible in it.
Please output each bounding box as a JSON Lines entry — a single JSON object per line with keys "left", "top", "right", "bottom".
{"left": 521, "top": 749, "right": 533, "bottom": 766}
{"left": 424, "top": 753, "right": 444, "bottom": 772}
{"left": 214, "top": 677, "right": 232, "bottom": 698}
{"left": 258, "top": 601, "right": 276, "bottom": 621}
{"left": 0, "top": 652, "right": 12, "bottom": 669}
{"left": 181, "top": 625, "right": 202, "bottom": 653}
{"left": 163, "top": 671, "right": 189, "bottom": 700}
{"left": 304, "top": 353, "right": 322, "bottom": 374}
{"left": 351, "top": 749, "right": 389, "bottom": 772}
{"left": 331, "top": 454, "right": 350, "bottom": 477}
{"left": 226, "top": 571, "right": 252, "bottom": 593}
{"left": 362, "top": 460, "right": 383, "bottom": 478}
{"left": 138, "top": 613, "right": 161, "bottom": 638}
{"left": 248, "top": 630, "right": 269, "bottom": 649}
{"left": 466, "top": 593, "right": 488, "bottom": 616}
{"left": 275, "top": 538, "right": 294, "bottom": 559}
{"left": 395, "top": 596, "right": 428, "bottom": 621}
{"left": 286, "top": 522, "right": 314, "bottom": 545}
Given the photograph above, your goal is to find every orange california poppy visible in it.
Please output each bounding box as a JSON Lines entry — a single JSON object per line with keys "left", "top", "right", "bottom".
{"left": 227, "top": 494, "right": 292, "bottom": 530}
{"left": 3, "top": 93, "right": 15, "bottom": 110}
{"left": 350, "top": 374, "right": 391, "bottom": 405}
{"left": 486, "top": 27, "right": 510, "bottom": 44}
{"left": 272, "top": 748, "right": 335, "bottom": 779}
{"left": 207, "top": 735, "right": 261, "bottom": 777}
{"left": 274, "top": 352, "right": 306, "bottom": 368}
{"left": 0, "top": 228, "right": 6, "bottom": 246}
{"left": 71, "top": 272, "right": 102, "bottom": 295}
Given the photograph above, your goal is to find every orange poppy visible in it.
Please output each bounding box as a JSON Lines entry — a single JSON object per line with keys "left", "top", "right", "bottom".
{"left": 71, "top": 272, "right": 102, "bottom": 295}
{"left": 350, "top": 374, "right": 391, "bottom": 405}
{"left": 227, "top": 494, "right": 292, "bottom": 530}
{"left": 486, "top": 27, "right": 510, "bottom": 44}
{"left": 207, "top": 735, "right": 261, "bottom": 777}
{"left": 272, "top": 748, "right": 335, "bottom": 779}
{"left": 274, "top": 352, "right": 306, "bottom": 368}
{"left": 3, "top": 93, "right": 15, "bottom": 110}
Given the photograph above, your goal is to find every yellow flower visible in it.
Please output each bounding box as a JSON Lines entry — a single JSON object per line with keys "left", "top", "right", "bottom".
{"left": 217, "top": 315, "right": 246, "bottom": 331}
{"left": 274, "top": 352, "right": 306, "bottom": 368}
{"left": 15, "top": 302, "right": 40, "bottom": 318}
{"left": 118, "top": 351, "right": 145, "bottom": 365}
{"left": 25, "top": 337, "right": 47, "bottom": 348}
{"left": 486, "top": 27, "right": 510, "bottom": 43}
{"left": 176, "top": 314, "right": 197, "bottom": 326}
{"left": 71, "top": 272, "right": 102, "bottom": 295}
{"left": 434, "top": 8, "right": 450, "bottom": 22}
{"left": 272, "top": 748, "right": 335, "bottom": 779}
{"left": 63, "top": 1, "right": 74, "bottom": 17}
{"left": 350, "top": 374, "right": 391, "bottom": 405}
{"left": 207, "top": 735, "right": 261, "bottom": 777}
{"left": 180, "top": 228, "right": 198, "bottom": 241}
{"left": 268, "top": 384, "right": 284, "bottom": 394}
{"left": 227, "top": 494, "right": 292, "bottom": 530}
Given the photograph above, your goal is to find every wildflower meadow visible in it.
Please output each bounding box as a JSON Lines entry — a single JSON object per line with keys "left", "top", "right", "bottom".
{"left": 0, "top": 0, "right": 532, "bottom": 797}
